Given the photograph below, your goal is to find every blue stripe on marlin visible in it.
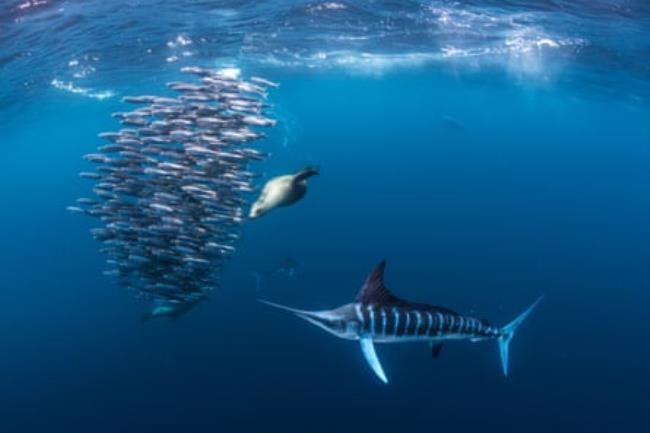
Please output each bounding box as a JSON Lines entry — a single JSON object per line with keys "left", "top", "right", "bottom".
{"left": 367, "top": 306, "right": 374, "bottom": 335}
{"left": 404, "top": 311, "right": 411, "bottom": 336}
{"left": 392, "top": 307, "right": 400, "bottom": 337}
{"left": 425, "top": 311, "right": 433, "bottom": 335}
{"left": 260, "top": 260, "right": 542, "bottom": 384}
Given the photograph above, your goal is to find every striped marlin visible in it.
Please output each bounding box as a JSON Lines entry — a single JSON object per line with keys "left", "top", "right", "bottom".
{"left": 261, "top": 260, "right": 542, "bottom": 384}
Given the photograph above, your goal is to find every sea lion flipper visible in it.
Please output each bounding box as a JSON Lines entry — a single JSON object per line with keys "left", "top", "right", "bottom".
{"left": 293, "top": 166, "right": 319, "bottom": 183}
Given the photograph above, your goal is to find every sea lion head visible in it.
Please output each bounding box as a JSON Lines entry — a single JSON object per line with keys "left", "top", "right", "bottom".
{"left": 249, "top": 200, "right": 268, "bottom": 219}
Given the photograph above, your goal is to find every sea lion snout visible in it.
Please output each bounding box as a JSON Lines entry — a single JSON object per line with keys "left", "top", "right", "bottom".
{"left": 249, "top": 202, "right": 265, "bottom": 219}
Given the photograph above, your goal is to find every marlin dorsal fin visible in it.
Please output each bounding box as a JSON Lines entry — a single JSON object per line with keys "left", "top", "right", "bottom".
{"left": 355, "top": 260, "right": 397, "bottom": 304}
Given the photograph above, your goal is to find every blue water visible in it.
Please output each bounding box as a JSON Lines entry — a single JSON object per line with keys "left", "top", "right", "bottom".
{"left": 2, "top": 1, "right": 650, "bottom": 432}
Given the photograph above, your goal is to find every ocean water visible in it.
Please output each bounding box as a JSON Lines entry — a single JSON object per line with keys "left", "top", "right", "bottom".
{"left": 1, "top": 1, "right": 650, "bottom": 432}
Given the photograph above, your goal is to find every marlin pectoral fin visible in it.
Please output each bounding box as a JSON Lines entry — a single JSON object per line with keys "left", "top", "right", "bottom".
{"left": 360, "top": 338, "right": 388, "bottom": 384}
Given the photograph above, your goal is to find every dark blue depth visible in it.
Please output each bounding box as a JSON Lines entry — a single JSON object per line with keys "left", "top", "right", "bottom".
{"left": 1, "top": 1, "right": 649, "bottom": 432}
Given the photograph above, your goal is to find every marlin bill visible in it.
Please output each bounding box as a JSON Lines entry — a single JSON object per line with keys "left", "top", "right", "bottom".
{"left": 261, "top": 261, "right": 542, "bottom": 384}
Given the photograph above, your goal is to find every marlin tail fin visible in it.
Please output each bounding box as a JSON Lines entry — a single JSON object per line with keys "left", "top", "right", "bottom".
{"left": 498, "top": 297, "right": 543, "bottom": 376}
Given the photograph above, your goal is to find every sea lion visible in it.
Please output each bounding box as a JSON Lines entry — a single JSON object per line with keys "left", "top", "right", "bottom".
{"left": 250, "top": 256, "right": 301, "bottom": 290}
{"left": 140, "top": 297, "right": 205, "bottom": 323}
{"left": 249, "top": 166, "right": 319, "bottom": 219}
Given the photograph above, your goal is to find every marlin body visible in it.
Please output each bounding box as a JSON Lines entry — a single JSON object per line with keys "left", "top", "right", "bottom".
{"left": 262, "top": 261, "right": 542, "bottom": 384}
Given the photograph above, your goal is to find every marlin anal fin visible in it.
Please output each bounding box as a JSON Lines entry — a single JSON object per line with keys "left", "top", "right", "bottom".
{"left": 430, "top": 342, "right": 444, "bottom": 359}
{"left": 360, "top": 338, "right": 388, "bottom": 384}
